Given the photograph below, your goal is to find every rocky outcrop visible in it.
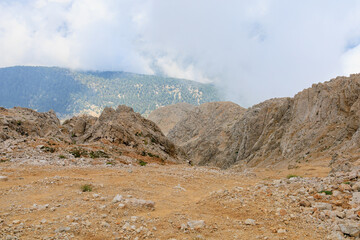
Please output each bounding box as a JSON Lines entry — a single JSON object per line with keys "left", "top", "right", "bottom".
{"left": 0, "top": 105, "right": 183, "bottom": 164}
{"left": 148, "top": 103, "right": 195, "bottom": 136}
{"left": 235, "top": 74, "right": 360, "bottom": 168}
{"left": 64, "top": 105, "right": 183, "bottom": 162}
{"left": 165, "top": 102, "right": 246, "bottom": 168}
{"left": 150, "top": 74, "right": 360, "bottom": 169}
{"left": 0, "top": 107, "right": 61, "bottom": 140}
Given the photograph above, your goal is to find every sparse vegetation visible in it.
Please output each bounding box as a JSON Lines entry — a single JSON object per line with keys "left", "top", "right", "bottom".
{"left": 69, "top": 148, "right": 88, "bottom": 158}
{"left": 147, "top": 152, "right": 160, "bottom": 158}
{"left": 41, "top": 146, "right": 55, "bottom": 153}
{"left": 287, "top": 174, "right": 301, "bottom": 179}
{"left": 58, "top": 155, "right": 66, "bottom": 159}
{"left": 81, "top": 184, "right": 92, "bottom": 192}
{"left": 319, "top": 190, "right": 333, "bottom": 195}
{"left": 89, "top": 150, "right": 109, "bottom": 159}
{"left": 139, "top": 160, "right": 148, "bottom": 166}
{"left": 343, "top": 181, "right": 351, "bottom": 185}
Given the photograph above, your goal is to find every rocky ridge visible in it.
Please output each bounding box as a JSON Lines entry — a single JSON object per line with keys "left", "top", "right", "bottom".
{"left": 0, "top": 105, "right": 183, "bottom": 167}
{"left": 150, "top": 74, "right": 360, "bottom": 169}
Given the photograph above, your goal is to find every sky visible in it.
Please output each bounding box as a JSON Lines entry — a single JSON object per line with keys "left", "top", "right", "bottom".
{"left": 1, "top": 0, "right": 360, "bottom": 107}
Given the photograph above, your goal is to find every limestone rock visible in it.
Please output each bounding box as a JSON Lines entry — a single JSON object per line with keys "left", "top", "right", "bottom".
{"left": 0, "top": 107, "right": 61, "bottom": 140}
{"left": 148, "top": 103, "right": 195, "bottom": 136}
{"left": 63, "top": 105, "right": 184, "bottom": 163}
{"left": 166, "top": 102, "right": 246, "bottom": 168}
{"left": 339, "top": 222, "right": 360, "bottom": 237}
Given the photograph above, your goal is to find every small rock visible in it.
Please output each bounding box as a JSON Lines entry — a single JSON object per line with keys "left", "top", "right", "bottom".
{"left": 339, "top": 222, "right": 360, "bottom": 237}
{"left": 277, "top": 229, "right": 287, "bottom": 233}
{"left": 313, "top": 202, "right": 332, "bottom": 210}
{"left": 122, "top": 222, "right": 131, "bottom": 230}
{"left": 112, "top": 194, "right": 123, "bottom": 203}
{"left": 351, "top": 192, "right": 360, "bottom": 204}
{"left": 339, "top": 184, "right": 352, "bottom": 192}
{"left": 244, "top": 219, "right": 256, "bottom": 225}
{"left": 101, "top": 221, "right": 110, "bottom": 228}
{"left": 0, "top": 176, "right": 8, "bottom": 181}
{"left": 12, "top": 220, "right": 20, "bottom": 224}
{"left": 299, "top": 200, "right": 311, "bottom": 207}
{"left": 118, "top": 203, "right": 125, "bottom": 209}
{"left": 352, "top": 182, "right": 360, "bottom": 192}
{"left": 187, "top": 220, "right": 205, "bottom": 229}
{"left": 55, "top": 226, "right": 70, "bottom": 233}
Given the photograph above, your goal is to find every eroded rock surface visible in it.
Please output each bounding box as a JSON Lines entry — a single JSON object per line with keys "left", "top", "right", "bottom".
{"left": 166, "top": 102, "right": 246, "bottom": 168}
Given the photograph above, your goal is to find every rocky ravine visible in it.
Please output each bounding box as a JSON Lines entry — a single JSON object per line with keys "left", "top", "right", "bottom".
{"left": 149, "top": 74, "right": 360, "bottom": 170}
{"left": 149, "top": 101, "right": 247, "bottom": 168}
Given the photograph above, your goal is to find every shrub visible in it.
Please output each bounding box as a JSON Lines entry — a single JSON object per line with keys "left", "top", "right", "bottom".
{"left": 58, "top": 155, "right": 66, "bottom": 159}
{"left": 81, "top": 184, "right": 92, "bottom": 192}
{"left": 319, "top": 190, "right": 333, "bottom": 195}
{"left": 89, "top": 150, "right": 109, "bottom": 159}
{"left": 41, "top": 146, "right": 55, "bottom": 153}
{"left": 138, "top": 160, "right": 147, "bottom": 166}
{"left": 69, "top": 148, "right": 87, "bottom": 158}
{"left": 147, "top": 152, "right": 159, "bottom": 158}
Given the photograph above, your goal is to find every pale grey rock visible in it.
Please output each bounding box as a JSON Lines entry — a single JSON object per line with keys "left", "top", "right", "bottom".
{"left": 244, "top": 219, "right": 256, "bottom": 225}
{"left": 351, "top": 192, "right": 360, "bottom": 205}
{"left": 313, "top": 202, "right": 332, "bottom": 210}
{"left": 0, "top": 176, "right": 8, "bottom": 181}
{"left": 112, "top": 194, "right": 123, "bottom": 203}
{"left": 148, "top": 103, "right": 195, "bottom": 136}
{"left": 187, "top": 220, "right": 205, "bottom": 229}
{"left": 339, "top": 222, "right": 360, "bottom": 237}
{"left": 166, "top": 102, "right": 246, "bottom": 168}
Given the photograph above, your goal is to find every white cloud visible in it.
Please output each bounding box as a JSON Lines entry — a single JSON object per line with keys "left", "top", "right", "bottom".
{"left": 1, "top": 0, "right": 360, "bottom": 106}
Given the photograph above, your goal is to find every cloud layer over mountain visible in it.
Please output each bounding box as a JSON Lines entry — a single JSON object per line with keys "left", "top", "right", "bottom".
{"left": 1, "top": 0, "right": 360, "bottom": 106}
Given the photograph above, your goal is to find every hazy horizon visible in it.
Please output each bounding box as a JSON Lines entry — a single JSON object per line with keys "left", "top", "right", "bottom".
{"left": 1, "top": 1, "right": 360, "bottom": 107}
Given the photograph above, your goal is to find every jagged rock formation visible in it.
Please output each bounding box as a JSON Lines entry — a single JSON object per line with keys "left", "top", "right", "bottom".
{"left": 150, "top": 74, "right": 360, "bottom": 169}
{"left": 0, "top": 107, "right": 61, "bottom": 141}
{"left": 148, "top": 103, "right": 195, "bottom": 135}
{"left": 64, "top": 105, "right": 181, "bottom": 161}
{"left": 235, "top": 74, "right": 360, "bottom": 169}
{"left": 0, "top": 105, "right": 183, "bottom": 164}
{"left": 152, "top": 102, "right": 246, "bottom": 168}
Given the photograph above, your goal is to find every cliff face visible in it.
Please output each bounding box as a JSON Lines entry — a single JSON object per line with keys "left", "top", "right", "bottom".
{"left": 150, "top": 74, "right": 360, "bottom": 169}
{"left": 148, "top": 103, "right": 195, "bottom": 136}
{"left": 155, "top": 102, "right": 246, "bottom": 168}
{"left": 235, "top": 74, "right": 360, "bottom": 168}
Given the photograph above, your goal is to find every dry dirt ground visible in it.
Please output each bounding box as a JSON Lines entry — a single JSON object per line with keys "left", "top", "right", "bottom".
{"left": 0, "top": 162, "right": 330, "bottom": 240}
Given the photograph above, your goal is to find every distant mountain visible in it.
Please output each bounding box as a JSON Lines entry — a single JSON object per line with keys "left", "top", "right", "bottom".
{"left": 0, "top": 66, "right": 222, "bottom": 118}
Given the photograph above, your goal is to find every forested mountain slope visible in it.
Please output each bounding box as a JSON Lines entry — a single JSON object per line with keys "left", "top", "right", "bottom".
{"left": 0, "top": 66, "right": 221, "bottom": 118}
